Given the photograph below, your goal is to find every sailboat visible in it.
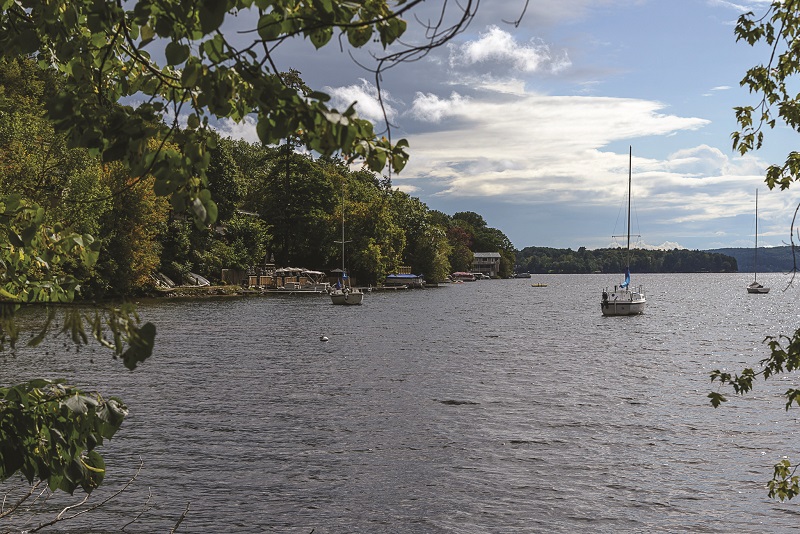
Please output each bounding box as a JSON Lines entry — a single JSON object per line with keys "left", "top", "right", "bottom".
{"left": 601, "top": 146, "right": 647, "bottom": 316}
{"left": 330, "top": 191, "right": 363, "bottom": 305}
{"left": 747, "top": 188, "right": 770, "bottom": 294}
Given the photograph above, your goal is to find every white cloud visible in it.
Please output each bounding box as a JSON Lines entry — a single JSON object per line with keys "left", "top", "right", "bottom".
{"left": 394, "top": 184, "right": 419, "bottom": 194}
{"left": 214, "top": 116, "right": 260, "bottom": 144}
{"left": 324, "top": 79, "right": 398, "bottom": 124}
{"left": 409, "top": 92, "right": 470, "bottom": 122}
{"left": 399, "top": 93, "right": 711, "bottom": 204}
{"left": 707, "top": 0, "right": 769, "bottom": 13}
{"left": 448, "top": 26, "right": 571, "bottom": 74}
{"left": 389, "top": 85, "right": 797, "bottom": 249}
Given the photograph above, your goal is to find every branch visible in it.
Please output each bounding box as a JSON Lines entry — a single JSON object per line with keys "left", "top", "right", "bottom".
{"left": 56, "top": 494, "right": 91, "bottom": 520}
{"left": 169, "top": 502, "right": 191, "bottom": 533}
{"left": 29, "top": 458, "right": 144, "bottom": 532}
{"left": 121, "top": 484, "right": 153, "bottom": 531}
{"left": 502, "top": 0, "right": 530, "bottom": 27}
{"left": 784, "top": 201, "right": 800, "bottom": 291}
{"left": 0, "top": 480, "right": 43, "bottom": 520}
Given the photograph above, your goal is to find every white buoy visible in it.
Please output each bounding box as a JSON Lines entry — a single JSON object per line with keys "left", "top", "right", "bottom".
{"left": 320, "top": 335, "right": 329, "bottom": 342}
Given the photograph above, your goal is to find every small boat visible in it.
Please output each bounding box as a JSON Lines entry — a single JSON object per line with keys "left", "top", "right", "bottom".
{"left": 601, "top": 146, "right": 646, "bottom": 316}
{"left": 385, "top": 273, "right": 425, "bottom": 288}
{"left": 514, "top": 272, "right": 532, "bottom": 278}
{"left": 330, "top": 192, "right": 363, "bottom": 305}
{"left": 330, "top": 286, "right": 363, "bottom": 305}
{"left": 747, "top": 189, "right": 770, "bottom": 294}
{"left": 186, "top": 272, "right": 210, "bottom": 287}
{"left": 452, "top": 272, "right": 476, "bottom": 282}
{"left": 531, "top": 283, "right": 547, "bottom": 287}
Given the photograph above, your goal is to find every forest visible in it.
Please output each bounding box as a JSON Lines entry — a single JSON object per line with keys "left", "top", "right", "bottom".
{"left": 0, "top": 57, "right": 517, "bottom": 297}
{"left": 515, "top": 246, "right": 738, "bottom": 274}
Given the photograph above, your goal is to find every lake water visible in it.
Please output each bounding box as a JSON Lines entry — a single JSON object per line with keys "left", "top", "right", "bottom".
{"left": 4, "top": 273, "right": 800, "bottom": 533}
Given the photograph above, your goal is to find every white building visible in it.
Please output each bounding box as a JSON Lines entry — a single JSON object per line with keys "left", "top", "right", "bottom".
{"left": 472, "top": 252, "right": 501, "bottom": 278}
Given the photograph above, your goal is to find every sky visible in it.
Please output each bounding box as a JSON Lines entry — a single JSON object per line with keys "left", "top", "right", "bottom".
{"left": 215, "top": 0, "right": 800, "bottom": 251}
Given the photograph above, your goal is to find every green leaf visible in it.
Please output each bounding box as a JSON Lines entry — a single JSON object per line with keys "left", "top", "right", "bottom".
{"left": 20, "top": 224, "right": 37, "bottom": 246}
{"left": 0, "top": 288, "right": 18, "bottom": 301}
{"left": 7, "top": 231, "right": 23, "bottom": 247}
{"left": 707, "top": 391, "right": 727, "bottom": 408}
{"left": 257, "top": 13, "right": 282, "bottom": 41}
{"left": 309, "top": 27, "right": 333, "bottom": 49}
{"left": 140, "top": 24, "right": 155, "bottom": 46}
{"left": 199, "top": 3, "right": 227, "bottom": 34}
{"left": 15, "top": 30, "right": 40, "bottom": 54}
{"left": 187, "top": 113, "right": 201, "bottom": 129}
{"left": 181, "top": 61, "right": 202, "bottom": 87}
{"left": 121, "top": 322, "right": 156, "bottom": 370}
{"left": 347, "top": 26, "right": 372, "bottom": 48}
{"left": 165, "top": 41, "right": 191, "bottom": 65}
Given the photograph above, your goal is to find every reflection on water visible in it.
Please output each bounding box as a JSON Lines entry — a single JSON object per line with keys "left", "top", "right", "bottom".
{"left": 3, "top": 273, "right": 800, "bottom": 533}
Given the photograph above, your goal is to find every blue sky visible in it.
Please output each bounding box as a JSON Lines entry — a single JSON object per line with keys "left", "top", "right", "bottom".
{"left": 216, "top": 0, "right": 800, "bottom": 251}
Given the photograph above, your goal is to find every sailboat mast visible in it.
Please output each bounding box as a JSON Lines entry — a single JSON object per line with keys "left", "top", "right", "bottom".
{"left": 626, "top": 146, "right": 632, "bottom": 262}
{"left": 341, "top": 191, "right": 345, "bottom": 273}
{"left": 754, "top": 188, "right": 758, "bottom": 282}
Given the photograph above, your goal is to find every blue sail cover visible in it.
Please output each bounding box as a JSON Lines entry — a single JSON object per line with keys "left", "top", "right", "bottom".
{"left": 620, "top": 267, "right": 631, "bottom": 289}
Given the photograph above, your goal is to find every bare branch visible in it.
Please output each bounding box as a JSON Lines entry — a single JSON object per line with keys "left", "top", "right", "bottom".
{"left": 29, "top": 458, "right": 144, "bottom": 532}
{"left": 121, "top": 482, "right": 153, "bottom": 531}
{"left": 0, "top": 480, "right": 43, "bottom": 520}
{"left": 169, "top": 502, "right": 191, "bottom": 533}
{"left": 56, "top": 493, "right": 91, "bottom": 520}
{"left": 784, "top": 201, "right": 800, "bottom": 291}
{"left": 502, "top": 0, "right": 530, "bottom": 27}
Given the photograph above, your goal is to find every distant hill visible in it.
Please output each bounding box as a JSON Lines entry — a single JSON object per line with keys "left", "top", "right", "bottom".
{"left": 705, "top": 246, "right": 795, "bottom": 273}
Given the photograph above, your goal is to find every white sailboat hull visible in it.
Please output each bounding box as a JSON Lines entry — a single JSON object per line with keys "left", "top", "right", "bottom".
{"left": 330, "top": 288, "right": 363, "bottom": 305}
{"left": 601, "top": 288, "right": 646, "bottom": 316}
{"left": 747, "top": 282, "right": 770, "bottom": 294}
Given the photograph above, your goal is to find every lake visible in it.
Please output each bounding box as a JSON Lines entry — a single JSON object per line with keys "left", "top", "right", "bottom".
{"left": 4, "top": 273, "right": 800, "bottom": 533}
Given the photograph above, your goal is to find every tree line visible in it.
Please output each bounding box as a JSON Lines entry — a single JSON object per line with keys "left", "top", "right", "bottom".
{"left": 515, "top": 246, "right": 738, "bottom": 274}
{"left": 0, "top": 57, "right": 517, "bottom": 296}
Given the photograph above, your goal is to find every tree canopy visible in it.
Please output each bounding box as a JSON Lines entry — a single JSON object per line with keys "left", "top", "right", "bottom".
{"left": 0, "top": 0, "right": 422, "bottom": 230}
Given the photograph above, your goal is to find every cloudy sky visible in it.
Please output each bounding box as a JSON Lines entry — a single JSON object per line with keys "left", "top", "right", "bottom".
{"left": 218, "top": 0, "right": 800, "bottom": 251}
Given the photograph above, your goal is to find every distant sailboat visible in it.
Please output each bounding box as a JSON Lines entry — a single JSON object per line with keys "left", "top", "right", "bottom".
{"left": 330, "top": 191, "right": 363, "bottom": 305}
{"left": 747, "top": 188, "right": 770, "bottom": 294}
{"left": 601, "top": 146, "right": 647, "bottom": 316}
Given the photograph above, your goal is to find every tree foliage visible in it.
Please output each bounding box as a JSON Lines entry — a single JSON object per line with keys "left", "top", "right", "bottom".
{"left": 0, "top": 0, "right": 419, "bottom": 232}
{"left": 714, "top": 0, "right": 800, "bottom": 501}
{"left": 0, "top": 380, "right": 127, "bottom": 495}
{"left": 732, "top": 1, "right": 800, "bottom": 191}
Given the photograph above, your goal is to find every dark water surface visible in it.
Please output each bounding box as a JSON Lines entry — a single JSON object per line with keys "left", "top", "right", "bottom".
{"left": 5, "top": 273, "right": 800, "bottom": 533}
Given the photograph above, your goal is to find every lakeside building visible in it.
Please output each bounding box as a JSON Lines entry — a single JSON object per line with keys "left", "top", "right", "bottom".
{"left": 472, "top": 252, "right": 501, "bottom": 278}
